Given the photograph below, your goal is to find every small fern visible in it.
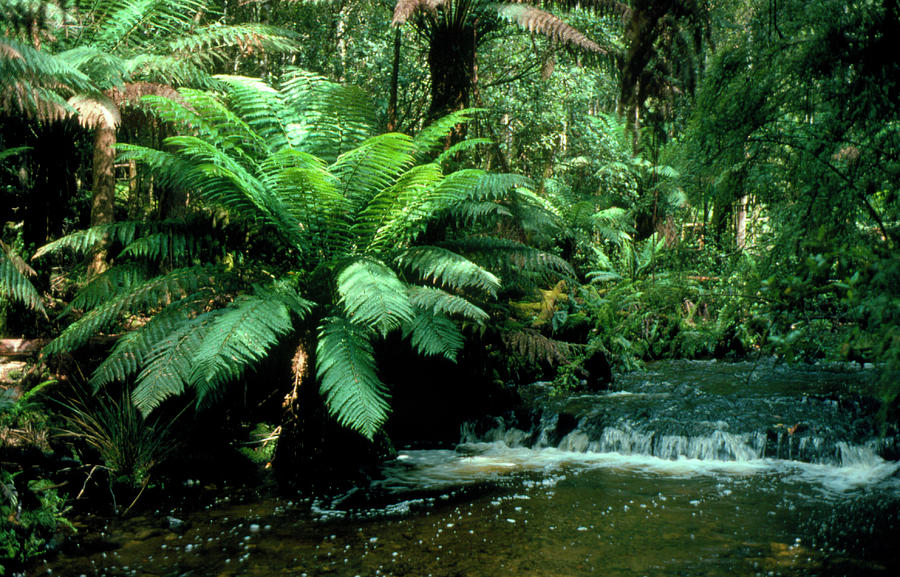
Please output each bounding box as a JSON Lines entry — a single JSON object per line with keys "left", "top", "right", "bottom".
{"left": 0, "top": 240, "right": 46, "bottom": 315}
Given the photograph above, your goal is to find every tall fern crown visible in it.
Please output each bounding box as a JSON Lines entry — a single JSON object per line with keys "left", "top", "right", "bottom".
{"left": 36, "top": 69, "right": 565, "bottom": 439}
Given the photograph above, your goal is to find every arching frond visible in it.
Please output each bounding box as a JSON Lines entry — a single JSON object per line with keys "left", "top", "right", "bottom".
{"left": 407, "top": 285, "right": 489, "bottom": 322}
{"left": 337, "top": 259, "right": 414, "bottom": 337}
{"left": 356, "top": 162, "right": 444, "bottom": 250}
{"left": 443, "top": 237, "right": 575, "bottom": 284}
{"left": 188, "top": 294, "right": 296, "bottom": 403}
{"left": 43, "top": 264, "right": 223, "bottom": 356}
{"left": 412, "top": 108, "right": 480, "bottom": 160}
{"left": 392, "top": 0, "right": 446, "bottom": 26}
{"left": 0, "top": 240, "right": 46, "bottom": 315}
{"left": 280, "top": 67, "right": 376, "bottom": 160}
{"left": 395, "top": 246, "right": 501, "bottom": 296}
{"left": 494, "top": 4, "right": 604, "bottom": 53}
{"left": 64, "top": 263, "right": 148, "bottom": 314}
{"left": 330, "top": 132, "right": 416, "bottom": 215}
{"left": 34, "top": 221, "right": 142, "bottom": 258}
{"left": 132, "top": 310, "right": 215, "bottom": 414}
{"left": 316, "top": 316, "right": 390, "bottom": 439}
{"left": 402, "top": 307, "right": 464, "bottom": 361}
{"left": 91, "top": 290, "right": 214, "bottom": 388}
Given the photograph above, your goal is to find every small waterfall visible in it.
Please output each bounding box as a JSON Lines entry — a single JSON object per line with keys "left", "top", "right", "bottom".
{"left": 459, "top": 361, "right": 899, "bottom": 470}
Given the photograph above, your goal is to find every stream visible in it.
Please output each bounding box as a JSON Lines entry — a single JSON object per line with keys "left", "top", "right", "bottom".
{"left": 35, "top": 360, "right": 900, "bottom": 576}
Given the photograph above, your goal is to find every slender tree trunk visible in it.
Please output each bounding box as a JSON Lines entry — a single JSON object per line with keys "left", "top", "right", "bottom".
{"left": 735, "top": 194, "right": 749, "bottom": 250}
{"left": 387, "top": 28, "right": 401, "bottom": 132}
{"left": 88, "top": 122, "right": 116, "bottom": 277}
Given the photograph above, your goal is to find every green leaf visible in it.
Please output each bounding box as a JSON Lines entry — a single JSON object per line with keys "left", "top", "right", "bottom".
{"left": 402, "top": 308, "right": 464, "bottom": 361}
{"left": 337, "top": 259, "right": 414, "bottom": 336}
{"left": 395, "top": 246, "right": 501, "bottom": 296}
{"left": 316, "top": 316, "right": 390, "bottom": 439}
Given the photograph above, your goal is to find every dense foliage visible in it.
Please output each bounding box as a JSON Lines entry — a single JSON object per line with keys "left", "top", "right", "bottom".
{"left": 1, "top": 0, "right": 898, "bottom": 565}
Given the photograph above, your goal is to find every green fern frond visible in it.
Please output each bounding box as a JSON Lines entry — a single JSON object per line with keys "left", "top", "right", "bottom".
{"left": 407, "top": 285, "right": 489, "bottom": 322}
{"left": 43, "top": 264, "right": 223, "bottom": 356}
{"left": 189, "top": 294, "right": 296, "bottom": 404}
{"left": 331, "top": 132, "right": 416, "bottom": 214}
{"left": 337, "top": 259, "right": 414, "bottom": 337}
{"left": 443, "top": 237, "right": 574, "bottom": 283}
{"left": 169, "top": 23, "right": 298, "bottom": 63}
{"left": 280, "top": 67, "right": 376, "bottom": 160}
{"left": 434, "top": 137, "right": 493, "bottom": 166}
{"left": 413, "top": 109, "right": 481, "bottom": 160}
{"left": 132, "top": 310, "right": 216, "bottom": 414}
{"left": 316, "top": 316, "right": 390, "bottom": 439}
{"left": 65, "top": 263, "right": 148, "bottom": 313}
{"left": 356, "top": 162, "right": 444, "bottom": 250}
{"left": 91, "top": 291, "right": 214, "bottom": 388}
{"left": 0, "top": 240, "right": 46, "bottom": 315}
{"left": 402, "top": 308, "right": 464, "bottom": 361}
{"left": 217, "top": 75, "right": 294, "bottom": 152}
{"left": 396, "top": 245, "right": 501, "bottom": 296}
{"left": 33, "top": 221, "right": 143, "bottom": 259}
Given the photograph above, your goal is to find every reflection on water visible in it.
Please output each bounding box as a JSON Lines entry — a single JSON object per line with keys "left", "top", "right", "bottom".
{"left": 36, "top": 361, "right": 900, "bottom": 576}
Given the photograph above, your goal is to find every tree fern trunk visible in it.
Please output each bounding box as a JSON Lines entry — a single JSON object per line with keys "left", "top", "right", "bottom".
{"left": 272, "top": 332, "right": 384, "bottom": 491}
{"left": 427, "top": 24, "right": 476, "bottom": 122}
{"left": 88, "top": 123, "right": 116, "bottom": 277}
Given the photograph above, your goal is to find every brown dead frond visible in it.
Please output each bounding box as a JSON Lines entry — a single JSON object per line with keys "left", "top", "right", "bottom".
{"left": 499, "top": 5, "right": 605, "bottom": 53}
{"left": 68, "top": 93, "right": 121, "bottom": 129}
{"left": 392, "top": 0, "right": 447, "bottom": 26}
{"left": 503, "top": 328, "right": 571, "bottom": 365}
{"left": 108, "top": 82, "right": 181, "bottom": 108}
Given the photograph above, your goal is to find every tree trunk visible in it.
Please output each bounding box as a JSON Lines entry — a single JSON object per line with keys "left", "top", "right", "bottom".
{"left": 387, "top": 28, "right": 401, "bottom": 132}
{"left": 734, "top": 194, "right": 749, "bottom": 250}
{"left": 272, "top": 332, "right": 384, "bottom": 491}
{"left": 427, "top": 25, "right": 476, "bottom": 122}
{"left": 88, "top": 122, "right": 117, "bottom": 277}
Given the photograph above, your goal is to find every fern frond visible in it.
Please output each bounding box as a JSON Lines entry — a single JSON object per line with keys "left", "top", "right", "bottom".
{"left": 412, "top": 108, "right": 480, "bottom": 160}
{"left": 503, "top": 328, "right": 572, "bottom": 365}
{"left": 280, "top": 67, "right": 375, "bottom": 160}
{"left": 392, "top": 0, "right": 446, "bottom": 26}
{"left": 43, "top": 264, "right": 223, "bottom": 356}
{"left": 330, "top": 132, "right": 416, "bottom": 215}
{"left": 356, "top": 162, "right": 444, "bottom": 250}
{"left": 495, "top": 4, "right": 604, "bottom": 53}
{"left": 434, "top": 137, "right": 492, "bottom": 166}
{"left": 337, "top": 259, "right": 414, "bottom": 337}
{"left": 0, "top": 240, "right": 46, "bottom": 315}
{"left": 395, "top": 245, "right": 501, "bottom": 296}
{"left": 189, "top": 294, "right": 296, "bottom": 403}
{"left": 443, "top": 237, "right": 575, "bottom": 283}
{"left": 33, "top": 221, "right": 141, "bottom": 259}
{"left": 402, "top": 307, "right": 464, "bottom": 361}
{"left": 316, "top": 316, "right": 390, "bottom": 439}
{"left": 132, "top": 310, "right": 216, "bottom": 414}
{"left": 91, "top": 290, "right": 215, "bottom": 388}
{"left": 64, "top": 263, "right": 148, "bottom": 313}
{"left": 407, "top": 285, "right": 489, "bottom": 322}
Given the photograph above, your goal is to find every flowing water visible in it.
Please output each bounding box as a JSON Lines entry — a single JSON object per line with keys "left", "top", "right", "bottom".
{"left": 35, "top": 360, "right": 900, "bottom": 576}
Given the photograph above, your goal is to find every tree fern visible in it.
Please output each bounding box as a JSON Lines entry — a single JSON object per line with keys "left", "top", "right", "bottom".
{"left": 316, "top": 316, "right": 390, "bottom": 439}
